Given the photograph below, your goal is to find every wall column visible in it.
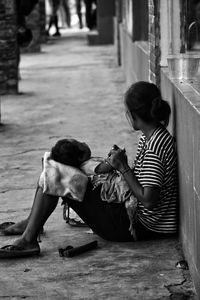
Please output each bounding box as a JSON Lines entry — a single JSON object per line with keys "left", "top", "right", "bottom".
{"left": 148, "top": 0, "right": 161, "bottom": 86}
{"left": 0, "top": 0, "right": 18, "bottom": 94}
{"left": 39, "top": 0, "right": 47, "bottom": 43}
{"left": 87, "top": 0, "right": 115, "bottom": 45}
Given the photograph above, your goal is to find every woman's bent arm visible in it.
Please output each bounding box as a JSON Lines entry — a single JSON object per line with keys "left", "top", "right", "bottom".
{"left": 107, "top": 148, "right": 161, "bottom": 210}
{"left": 121, "top": 168, "right": 160, "bottom": 210}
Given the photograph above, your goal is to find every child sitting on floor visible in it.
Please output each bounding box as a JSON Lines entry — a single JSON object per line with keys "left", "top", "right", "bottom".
{"left": 47, "top": 138, "right": 133, "bottom": 202}
{"left": 39, "top": 138, "right": 137, "bottom": 238}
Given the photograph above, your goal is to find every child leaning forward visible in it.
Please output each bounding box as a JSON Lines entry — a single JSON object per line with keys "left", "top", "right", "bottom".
{"left": 39, "top": 139, "right": 138, "bottom": 239}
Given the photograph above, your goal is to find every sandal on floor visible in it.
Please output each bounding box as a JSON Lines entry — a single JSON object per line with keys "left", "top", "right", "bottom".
{"left": 63, "top": 205, "right": 87, "bottom": 227}
{"left": 67, "top": 218, "right": 88, "bottom": 227}
{"left": 0, "top": 245, "right": 40, "bottom": 258}
{"left": 0, "top": 222, "right": 15, "bottom": 230}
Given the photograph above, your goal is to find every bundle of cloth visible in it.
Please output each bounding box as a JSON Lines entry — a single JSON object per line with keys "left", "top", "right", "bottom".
{"left": 39, "top": 151, "right": 88, "bottom": 202}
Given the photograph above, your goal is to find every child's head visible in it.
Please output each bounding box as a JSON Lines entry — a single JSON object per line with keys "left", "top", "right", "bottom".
{"left": 51, "top": 138, "right": 91, "bottom": 167}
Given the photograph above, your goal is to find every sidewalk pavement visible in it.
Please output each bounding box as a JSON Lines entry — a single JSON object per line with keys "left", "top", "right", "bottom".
{"left": 0, "top": 31, "right": 197, "bottom": 299}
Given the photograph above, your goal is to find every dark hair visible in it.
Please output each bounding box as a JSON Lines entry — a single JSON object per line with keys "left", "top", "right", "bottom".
{"left": 51, "top": 139, "right": 91, "bottom": 167}
{"left": 124, "top": 81, "right": 171, "bottom": 127}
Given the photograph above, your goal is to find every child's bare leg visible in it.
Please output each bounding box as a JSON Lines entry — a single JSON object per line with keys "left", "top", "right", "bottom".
{"left": 4, "top": 185, "right": 43, "bottom": 235}
{"left": 12, "top": 186, "right": 59, "bottom": 250}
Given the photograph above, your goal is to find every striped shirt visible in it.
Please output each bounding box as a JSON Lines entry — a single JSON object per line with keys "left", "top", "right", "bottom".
{"left": 133, "top": 126, "right": 178, "bottom": 233}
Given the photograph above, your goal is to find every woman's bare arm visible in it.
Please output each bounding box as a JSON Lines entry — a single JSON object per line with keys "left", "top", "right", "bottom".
{"left": 107, "top": 149, "right": 160, "bottom": 210}
{"left": 120, "top": 168, "right": 160, "bottom": 209}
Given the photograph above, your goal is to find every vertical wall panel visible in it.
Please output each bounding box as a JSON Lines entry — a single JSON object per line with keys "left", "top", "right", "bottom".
{"left": 0, "top": 0, "right": 18, "bottom": 94}
{"left": 161, "top": 70, "right": 200, "bottom": 298}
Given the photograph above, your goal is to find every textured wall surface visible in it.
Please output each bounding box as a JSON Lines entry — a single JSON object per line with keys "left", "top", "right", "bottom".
{"left": 119, "top": 24, "right": 149, "bottom": 85}
{"left": 88, "top": 0, "right": 115, "bottom": 45}
{"left": 39, "top": 0, "right": 46, "bottom": 43}
{"left": 0, "top": 0, "right": 18, "bottom": 94}
{"left": 148, "top": 0, "right": 161, "bottom": 86}
{"left": 115, "top": 0, "right": 162, "bottom": 86}
{"left": 161, "top": 70, "right": 200, "bottom": 298}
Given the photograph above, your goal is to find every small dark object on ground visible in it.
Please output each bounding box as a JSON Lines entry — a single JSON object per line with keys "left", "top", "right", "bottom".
{"left": 58, "top": 241, "right": 98, "bottom": 257}
{"left": 24, "top": 268, "right": 31, "bottom": 272}
{"left": 175, "top": 260, "right": 189, "bottom": 270}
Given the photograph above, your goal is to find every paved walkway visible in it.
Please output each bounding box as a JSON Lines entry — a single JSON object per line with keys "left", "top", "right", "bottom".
{"left": 0, "top": 32, "right": 197, "bottom": 299}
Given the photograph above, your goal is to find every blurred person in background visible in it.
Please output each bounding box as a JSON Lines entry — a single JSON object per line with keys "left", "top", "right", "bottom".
{"left": 84, "top": 0, "right": 97, "bottom": 30}
{"left": 76, "top": 0, "right": 83, "bottom": 29}
{"left": 16, "top": 0, "right": 38, "bottom": 78}
{"left": 61, "top": 0, "right": 71, "bottom": 28}
{"left": 47, "top": 0, "right": 61, "bottom": 36}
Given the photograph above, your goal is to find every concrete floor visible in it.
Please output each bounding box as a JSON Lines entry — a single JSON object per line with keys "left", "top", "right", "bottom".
{"left": 0, "top": 31, "right": 197, "bottom": 299}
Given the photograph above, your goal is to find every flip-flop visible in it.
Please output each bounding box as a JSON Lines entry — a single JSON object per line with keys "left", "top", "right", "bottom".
{"left": 0, "top": 245, "right": 40, "bottom": 258}
{"left": 63, "top": 205, "right": 87, "bottom": 227}
{"left": 67, "top": 218, "right": 88, "bottom": 227}
{"left": 0, "top": 222, "right": 15, "bottom": 230}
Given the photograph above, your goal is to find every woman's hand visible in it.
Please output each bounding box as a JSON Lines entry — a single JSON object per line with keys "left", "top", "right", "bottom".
{"left": 107, "top": 146, "right": 160, "bottom": 209}
{"left": 106, "top": 145, "right": 128, "bottom": 173}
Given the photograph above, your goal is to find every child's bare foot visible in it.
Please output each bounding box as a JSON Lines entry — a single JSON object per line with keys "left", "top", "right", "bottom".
{"left": 3, "top": 219, "right": 28, "bottom": 235}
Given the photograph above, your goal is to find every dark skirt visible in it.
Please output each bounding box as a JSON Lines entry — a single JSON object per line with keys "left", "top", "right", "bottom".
{"left": 65, "top": 182, "right": 175, "bottom": 242}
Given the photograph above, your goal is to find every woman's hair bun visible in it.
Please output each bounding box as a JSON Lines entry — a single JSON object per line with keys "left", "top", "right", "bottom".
{"left": 124, "top": 81, "right": 171, "bottom": 127}
{"left": 151, "top": 97, "right": 171, "bottom": 126}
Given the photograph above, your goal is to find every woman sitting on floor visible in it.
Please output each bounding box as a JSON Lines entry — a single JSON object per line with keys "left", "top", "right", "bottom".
{"left": 0, "top": 81, "right": 178, "bottom": 258}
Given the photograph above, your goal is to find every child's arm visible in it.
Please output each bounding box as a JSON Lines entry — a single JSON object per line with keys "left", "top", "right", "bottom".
{"left": 95, "top": 161, "right": 114, "bottom": 174}
{"left": 81, "top": 157, "right": 114, "bottom": 175}
{"left": 95, "top": 145, "right": 120, "bottom": 174}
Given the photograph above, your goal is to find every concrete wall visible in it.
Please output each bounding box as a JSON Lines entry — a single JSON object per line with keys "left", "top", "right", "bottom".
{"left": 148, "top": 0, "right": 160, "bottom": 85}
{"left": 161, "top": 70, "right": 200, "bottom": 297}
{"left": 119, "top": 24, "right": 149, "bottom": 85}
{"left": 88, "top": 0, "right": 115, "bottom": 45}
{"left": 97, "top": 0, "right": 115, "bottom": 44}
{"left": 116, "top": 0, "right": 161, "bottom": 86}
{"left": 39, "top": 0, "right": 47, "bottom": 43}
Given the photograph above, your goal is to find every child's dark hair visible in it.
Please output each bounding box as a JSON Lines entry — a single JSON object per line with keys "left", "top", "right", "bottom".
{"left": 124, "top": 81, "right": 171, "bottom": 127}
{"left": 51, "top": 139, "right": 91, "bottom": 167}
